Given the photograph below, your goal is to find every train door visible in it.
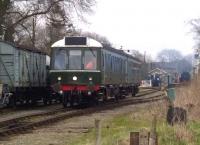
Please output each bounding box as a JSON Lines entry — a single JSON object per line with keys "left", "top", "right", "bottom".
{"left": 101, "top": 50, "right": 106, "bottom": 84}
{"left": 125, "top": 58, "right": 128, "bottom": 83}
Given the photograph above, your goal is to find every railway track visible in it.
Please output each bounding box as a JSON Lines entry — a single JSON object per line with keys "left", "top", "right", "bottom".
{"left": 0, "top": 101, "right": 61, "bottom": 115}
{"left": 0, "top": 88, "right": 157, "bottom": 117}
{"left": 0, "top": 89, "right": 165, "bottom": 139}
{"left": 136, "top": 89, "right": 158, "bottom": 97}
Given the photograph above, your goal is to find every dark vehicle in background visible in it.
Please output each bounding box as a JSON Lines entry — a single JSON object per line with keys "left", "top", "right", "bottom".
{"left": 180, "top": 71, "right": 191, "bottom": 82}
{"left": 150, "top": 74, "right": 161, "bottom": 87}
{"left": 0, "top": 41, "right": 55, "bottom": 107}
{"left": 50, "top": 37, "right": 142, "bottom": 107}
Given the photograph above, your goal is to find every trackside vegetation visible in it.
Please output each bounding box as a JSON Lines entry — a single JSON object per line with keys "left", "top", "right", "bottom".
{"left": 69, "top": 101, "right": 200, "bottom": 145}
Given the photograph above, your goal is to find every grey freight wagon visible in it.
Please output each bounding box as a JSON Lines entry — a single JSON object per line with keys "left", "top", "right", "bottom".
{"left": 0, "top": 41, "right": 51, "bottom": 107}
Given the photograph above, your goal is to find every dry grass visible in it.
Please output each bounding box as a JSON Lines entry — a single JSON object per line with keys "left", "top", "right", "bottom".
{"left": 175, "top": 74, "right": 200, "bottom": 121}
{"left": 117, "top": 139, "right": 129, "bottom": 145}
{"left": 156, "top": 74, "right": 200, "bottom": 145}
{"left": 174, "top": 125, "right": 194, "bottom": 143}
{"left": 139, "top": 79, "right": 200, "bottom": 145}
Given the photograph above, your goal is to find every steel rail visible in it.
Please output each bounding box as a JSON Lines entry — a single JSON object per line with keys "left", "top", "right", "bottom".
{"left": 0, "top": 91, "right": 165, "bottom": 138}
{"left": 0, "top": 89, "right": 159, "bottom": 128}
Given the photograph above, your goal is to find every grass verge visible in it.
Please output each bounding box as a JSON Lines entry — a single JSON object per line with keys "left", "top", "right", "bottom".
{"left": 69, "top": 110, "right": 200, "bottom": 145}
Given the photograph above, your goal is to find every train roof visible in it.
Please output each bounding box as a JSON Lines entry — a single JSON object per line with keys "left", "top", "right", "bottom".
{"left": 51, "top": 36, "right": 142, "bottom": 63}
{"left": 0, "top": 40, "right": 47, "bottom": 54}
{"left": 104, "top": 46, "right": 142, "bottom": 63}
{"left": 51, "top": 36, "right": 103, "bottom": 48}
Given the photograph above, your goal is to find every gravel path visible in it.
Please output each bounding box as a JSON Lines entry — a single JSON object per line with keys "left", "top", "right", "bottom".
{"left": 0, "top": 104, "right": 62, "bottom": 122}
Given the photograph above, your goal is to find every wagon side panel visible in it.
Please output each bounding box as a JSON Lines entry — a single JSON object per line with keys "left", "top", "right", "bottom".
{"left": 18, "top": 50, "right": 30, "bottom": 87}
{"left": 14, "top": 49, "right": 19, "bottom": 87}
{"left": 41, "top": 54, "right": 47, "bottom": 86}
{"left": 0, "top": 42, "right": 15, "bottom": 88}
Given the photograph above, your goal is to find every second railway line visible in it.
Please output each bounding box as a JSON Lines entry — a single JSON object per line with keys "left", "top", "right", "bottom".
{"left": 0, "top": 88, "right": 165, "bottom": 139}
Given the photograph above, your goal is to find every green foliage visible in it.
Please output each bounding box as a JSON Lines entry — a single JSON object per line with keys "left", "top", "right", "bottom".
{"left": 188, "top": 121, "right": 200, "bottom": 144}
{"left": 69, "top": 114, "right": 200, "bottom": 145}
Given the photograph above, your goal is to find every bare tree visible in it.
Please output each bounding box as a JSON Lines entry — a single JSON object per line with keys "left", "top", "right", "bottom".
{"left": 0, "top": 0, "right": 96, "bottom": 50}
{"left": 190, "top": 18, "right": 200, "bottom": 49}
{"left": 130, "top": 50, "right": 143, "bottom": 60}
{"left": 1, "top": 0, "right": 64, "bottom": 42}
{"left": 0, "top": 0, "right": 11, "bottom": 40}
{"left": 45, "top": 0, "right": 68, "bottom": 49}
{"left": 80, "top": 31, "right": 112, "bottom": 47}
{"left": 157, "top": 49, "right": 183, "bottom": 62}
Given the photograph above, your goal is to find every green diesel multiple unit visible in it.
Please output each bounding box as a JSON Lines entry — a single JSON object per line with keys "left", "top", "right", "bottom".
{"left": 50, "top": 37, "right": 142, "bottom": 107}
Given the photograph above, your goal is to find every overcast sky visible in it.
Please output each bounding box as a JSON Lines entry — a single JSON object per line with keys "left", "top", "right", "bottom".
{"left": 76, "top": 0, "right": 200, "bottom": 59}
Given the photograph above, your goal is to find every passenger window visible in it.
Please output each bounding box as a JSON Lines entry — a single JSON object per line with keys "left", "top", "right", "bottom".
{"left": 84, "top": 50, "right": 97, "bottom": 70}
{"left": 69, "top": 50, "right": 82, "bottom": 70}
{"left": 54, "top": 49, "right": 67, "bottom": 70}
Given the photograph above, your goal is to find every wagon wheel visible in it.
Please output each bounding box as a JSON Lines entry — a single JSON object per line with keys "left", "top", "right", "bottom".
{"left": 69, "top": 95, "right": 74, "bottom": 107}
{"left": 57, "top": 93, "right": 62, "bottom": 103}
{"left": 31, "top": 99, "right": 37, "bottom": 105}
{"left": 48, "top": 100, "right": 52, "bottom": 105}
{"left": 131, "top": 92, "right": 136, "bottom": 97}
{"left": 102, "top": 89, "right": 107, "bottom": 102}
{"left": 93, "top": 93, "right": 99, "bottom": 106}
{"left": 131, "top": 87, "right": 136, "bottom": 97}
{"left": 43, "top": 97, "right": 48, "bottom": 105}
{"left": 75, "top": 95, "right": 81, "bottom": 106}
{"left": 9, "top": 94, "right": 16, "bottom": 108}
{"left": 62, "top": 94, "right": 68, "bottom": 108}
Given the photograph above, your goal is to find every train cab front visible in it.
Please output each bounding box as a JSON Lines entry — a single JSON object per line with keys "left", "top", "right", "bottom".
{"left": 49, "top": 36, "right": 103, "bottom": 107}
{"left": 50, "top": 70, "right": 101, "bottom": 107}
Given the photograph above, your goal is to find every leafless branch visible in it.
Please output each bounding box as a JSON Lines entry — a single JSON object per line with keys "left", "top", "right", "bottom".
{"left": 8, "top": 0, "right": 64, "bottom": 28}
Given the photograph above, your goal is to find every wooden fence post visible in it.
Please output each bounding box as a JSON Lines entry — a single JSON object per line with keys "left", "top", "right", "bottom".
{"left": 95, "top": 119, "right": 101, "bottom": 145}
{"left": 130, "top": 132, "right": 139, "bottom": 145}
{"left": 139, "top": 129, "right": 149, "bottom": 145}
{"left": 149, "top": 115, "right": 158, "bottom": 145}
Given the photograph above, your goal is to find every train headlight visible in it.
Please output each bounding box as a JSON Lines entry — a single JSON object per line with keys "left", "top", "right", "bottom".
{"left": 88, "top": 91, "right": 92, "bottom": 95}
{"left": 89, "top": 77, "right": 93, "bottom": 81}
{"left": 73, "top": 76, "right": 77, "bottom": 81}
{"left": 57, "top": 76, "right": 62, "bottom": 81}
{"left": 59, "top": 90, "right": 63, "bottom": 94}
